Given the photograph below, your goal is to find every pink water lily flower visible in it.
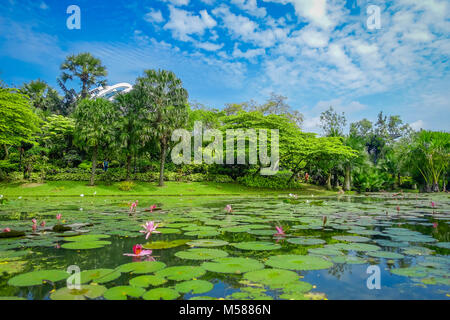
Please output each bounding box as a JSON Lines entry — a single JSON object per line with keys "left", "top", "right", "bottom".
{"left": 3, "top": 228, "right": 11, "bottom": 233}
{"left": 225, "top": 205, "right": 233, "bottom": 213}
{"left": 130, "top": 200, "right": 138, "bottom": 213}
{"left": 32, "top": 224, "right": 37, "bottom": 232}
{"left": 31, "top": 219, "right": 37, "bottom": 225}
{"left": 140, "top": 221, "right": 160, "bottom": 239}
{"left": 431, "top": 201, "right": 436, "bottom": 208}
{"left": 40, "top": 221, "right": 46, "bottom": 227}
{"left": 433, "top": 222, "right": 438, "bottom": 229}
{"left": 274, "top": 226, "right": 285, "bottom": 236}
{"left": 56, "top": 214, "right": 62, "bottom": 220}
{"left": 124, "top": 244, "right": 153, "bottom": 257}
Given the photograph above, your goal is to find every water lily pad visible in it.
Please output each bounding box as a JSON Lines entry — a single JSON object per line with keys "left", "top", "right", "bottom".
{"left": 61, "top": 240, "right": 111, "bottom": 250}
{"left": 157, "top": 228, "right": 181, "bottom": 234}
{"left": 175, "top": 280, "right": 214, "bottom": 294}
{"left": 265, "top": 255, "right": 333, "bottom": 270}
{"left": 184, "top": 230, "right": 220, "bottom": 237}
{"left": 0, "top": 260, "right": 27, "bottom": 274}
{"left": 330, "top": 243, "right": 381, "bottom": 252}
{"left": 186, "top": 239, "right": 229, "bottom": 247}
{"left": 50, "top": 285, "right": 107, "bottom": 300}
{"left": 143, "top": 288, "right": 180, "bottom": 300}
{"left": 8, "top": 269, "right": 69, "bottom": 287}
{"left": 63, "top": 234, "right": 110, "bottom": 242}
{"left": 332, "top": 235, "right": 371, "bottom": 243}
{"left": 308, "top": 247, "right": 344, "bottom": 256}
{"left": 202, "top": 257, "right": 264, "bottom": 274}
{"left": 116, "top": 261, "right": 166, "bottom": 274}
{"left": 103, "top": 286, "right": 145, "bottom": 300}
{"left": 231, "top": 241, "right": 281, "bottom": 251}
{"left": 80, "top": 269, "right": 121, "bottom": 284}
{"left": 435, "top": 242, "right": 450, "bottom": 249}
{"left": 220, "top": 226, "right": 249, "bottom": 233}
{"left": 155, "top": 266, "right": 206, "bottom": 281}
{"left": 243, "top": 269, "right": 298, "bottom": 288}
{"left": 331, "top": 256, "right": 367, "bottom": 264}
{"left": 175, "top": 248, "right": 228, "bottom": 260}
{"left": 367, "top": 251, "right": 404, "bottom": 259}
{"left": 390, "top": 267, "right": 428, "bottom": 278}
{"left": 287, "top": 238, "right": 326, "bottom": 246}
{"left": 143, "top": 239, "right": 189, "bottom": 250}
{"left": 129, "top": 275, "right": 167, "bottom": 288}
{"left": 247, "top": 229, "right": 277, "bottom": 236}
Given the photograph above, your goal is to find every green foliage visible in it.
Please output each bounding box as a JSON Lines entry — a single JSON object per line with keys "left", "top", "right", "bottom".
{"left": 238, "top": 171, "right": 301, "bottom": 189}
{"left": 0, "top": 88, "right": 41, "bottom": 149}
{"left": 118, "top": 181, "right": 135, "bottom": 191}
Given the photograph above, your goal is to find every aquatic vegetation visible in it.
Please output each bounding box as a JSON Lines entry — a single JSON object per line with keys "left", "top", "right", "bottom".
{"left": 0, "top": 194, "right": 449, "bottom": 300}
{"left": 140, "top": 221, "right": 160, "bottom": 239}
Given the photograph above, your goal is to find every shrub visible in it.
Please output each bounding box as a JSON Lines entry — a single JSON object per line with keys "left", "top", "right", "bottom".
{"left": 118, "top": 181, "right": 135, "bottom": 191}
{"left": 237, "top": 171, "right": 301, "bottom": 189}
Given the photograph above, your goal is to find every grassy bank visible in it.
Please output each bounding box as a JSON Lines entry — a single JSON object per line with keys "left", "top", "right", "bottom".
{"left": 0, "top": 180, "right": 336, "bottom": 197}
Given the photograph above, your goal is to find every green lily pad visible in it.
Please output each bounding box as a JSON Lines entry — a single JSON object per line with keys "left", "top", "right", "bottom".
{"left": 50, "top": 285, "right": 107, "bottom": 300}
{"left": 220, "top": 226, "right": 249, "bottom": 233}
{"left": 157, "top": 228, "right": 181, "bottom": 234}
{"left": 129, "top": 275, "right": 167, "bottom": 288}
{"left": 332, "top": 236, "right": 371, "bottom": 243}
{"left": 390, "top": 267, "right": 428, "bottom": 278}
{"left": 367, "top": 251, "right": 404, "bottom": 259}
{"left": 155, "top": 266, "right": 206, "bottom": 281}
{"left": 282, "top": 281, "right": 314, "bottom": 293}
{"left": 265, "top": 255, "right": 333, "bottom": 271}
{"left": 287, "top": 238, "right": 326, "bottom": 246}
{"left": 186, "top": 239, "right": 229, "bottom": 247}
{"left": 331, "top": 256, "right": 367, "bottom": 264}
{"left": 231, "top": 241, "right": 281, "bottom": 251}
{"left": 8, "top": 269, "right": 69, "bottom": 287}
{"left": 143, "top": 288, "right": 180, "bottom": 300}
{"left": 0, "top": 260, "right": 27, "bottom": 274}
{"left": 308, "top": 247, "right": 344, "bottom": 256}
{"left": 116, "top": 261, "right": 166, "bottom": 274}
{"left": 175, "top": 280, "right": 214, "bottom": 294}
{"left": 247, "top": 229, "right": 277, "bottom": 236}
{"left": 63, "top": 234, "right": 110, "bottom": 242}
{"left": 184, "top": 230, "right": 220, "bottom": 237}
{"left": 202, "top": 257, "right": 264, "bottom": 274}
{"left": 61, "top": 240, "right": 111, "bottom": 250}
{"left": 435, "top": 242, "right": 450, "bottom": 249}
{"left": 330, "top": 243, "right": 381, "bottom": 252}
{"left": 143, "top": 239, "right": 189, "bottom": 250}
{"left": 243, "top": 269, "right": 299, "bottom": 288}
{"left": 103, "top": 286, "right": 145, "bottom": 300}
{"left": 80, "top": 269, "right": 121, "bottom": 284}
{"left": 175, "top": 248, "right": 229, "bottom": 260}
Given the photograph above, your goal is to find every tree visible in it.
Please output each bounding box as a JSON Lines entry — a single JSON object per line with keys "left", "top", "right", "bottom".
{"left": 115, "top": 89, "right": 153, "bottom": 179}
{"left": 41, "top": 115, "right": 75, "bottom": 163}
{"left": 134, "top": 70, "right": 189, "bottom": 187}
{"left": 20, "top": 80, "right": 62, "bottom": 115}
{"left": 407, "top": 130, "right": 449, "bottom": 192}
{"left": 73, "top": 98, "right": 118, "bottom": 186}
{"left": 59, "top": 53, "right": 107, "bottom": 100}
{"left": 320, "top": 106, "right": 347, "bottom": 137}
{"left": 0, "top": 88, "right": 41, "bottom": 159}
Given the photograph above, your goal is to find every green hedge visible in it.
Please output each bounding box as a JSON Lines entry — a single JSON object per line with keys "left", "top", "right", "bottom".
{"left": 3, "top": 169, "right": 234, "bottom": 184}
{"left": 237, "top": 171, "right": 301, "bottom": 189}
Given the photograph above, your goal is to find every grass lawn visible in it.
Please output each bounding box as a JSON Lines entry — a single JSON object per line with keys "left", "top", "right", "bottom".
{"left": 0, "top": 180, "right": 336, "bottom": 197}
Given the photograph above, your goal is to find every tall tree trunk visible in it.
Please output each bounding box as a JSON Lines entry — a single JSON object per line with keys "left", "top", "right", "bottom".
{"left": 126, "top": 155, "right": 132, "bottom": 180}
{"left": 432, "top": 180, "right": 440, "bottom": 193}
{"left": 159, "top": 139, "right": 167, "bottom": 187}
{"left": 90, "top": 146, "right": 98, "bottom": 186}
{"left": 326, "top": 172, "right": 332, "bottom": 190}
{"left": 3, "top": 145, "right": 8, "bottom": 159}
{"left": 344, "top": 165, "right": 351, "bottom": 191}
{"left": 397, "top": 173, "right": 401, "bottom": 189}
{"left": 443, "top": 173, "right": 447, "bottom": 192}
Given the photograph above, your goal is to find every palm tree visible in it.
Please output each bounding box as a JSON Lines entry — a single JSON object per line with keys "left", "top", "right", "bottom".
{"left": 134, "top": 70, "right": 189, "bottom": 187}
{"left": 73, "top": 98, "right": 118, "bottom": 186}
{"left": 115, "top": 88, "right": 153, "bottom": 180}
{"left": 59, "top": 53, "right": 107, "bottom": 99}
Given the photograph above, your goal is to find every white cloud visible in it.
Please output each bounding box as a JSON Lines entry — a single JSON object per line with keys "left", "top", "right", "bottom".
{"left": 232, "top": 44, "right": 265, "bottom": 61}
{"left": 212, "top": 5, "right": 288, "bottom": 47}
{"left": 164, "top": 6, "right": 217, "bottom": 41}
{"left": 231, "top": 0, "right": 267, "bottom": 17}
{"left": 410, "top": 120, "right": 425, "bottom": 131}
{"left": 160, "top": 0, "right": 190, "bottom": 6}
{"left": 144, "top": 9, "right": 164, "bottom": 24}
{"left": 195, "top": 41, "right": 224, "bottom": 51}
{"left": 39, "top": 2, "right": 48, "bottom": 10}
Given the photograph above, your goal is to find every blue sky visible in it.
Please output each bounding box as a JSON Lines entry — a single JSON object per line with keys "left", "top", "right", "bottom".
{"left": 0, "top": 0, "right": 449, "bottom": 133}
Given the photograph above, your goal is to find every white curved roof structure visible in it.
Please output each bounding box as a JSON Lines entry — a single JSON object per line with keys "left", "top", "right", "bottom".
{"left": 89, "top": 82, "right": 133, "bottom": 101}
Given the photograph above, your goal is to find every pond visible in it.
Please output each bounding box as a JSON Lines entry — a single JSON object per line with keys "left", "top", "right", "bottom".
{"left": 0, "top": 193, "right": 449, "bottom": 300}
